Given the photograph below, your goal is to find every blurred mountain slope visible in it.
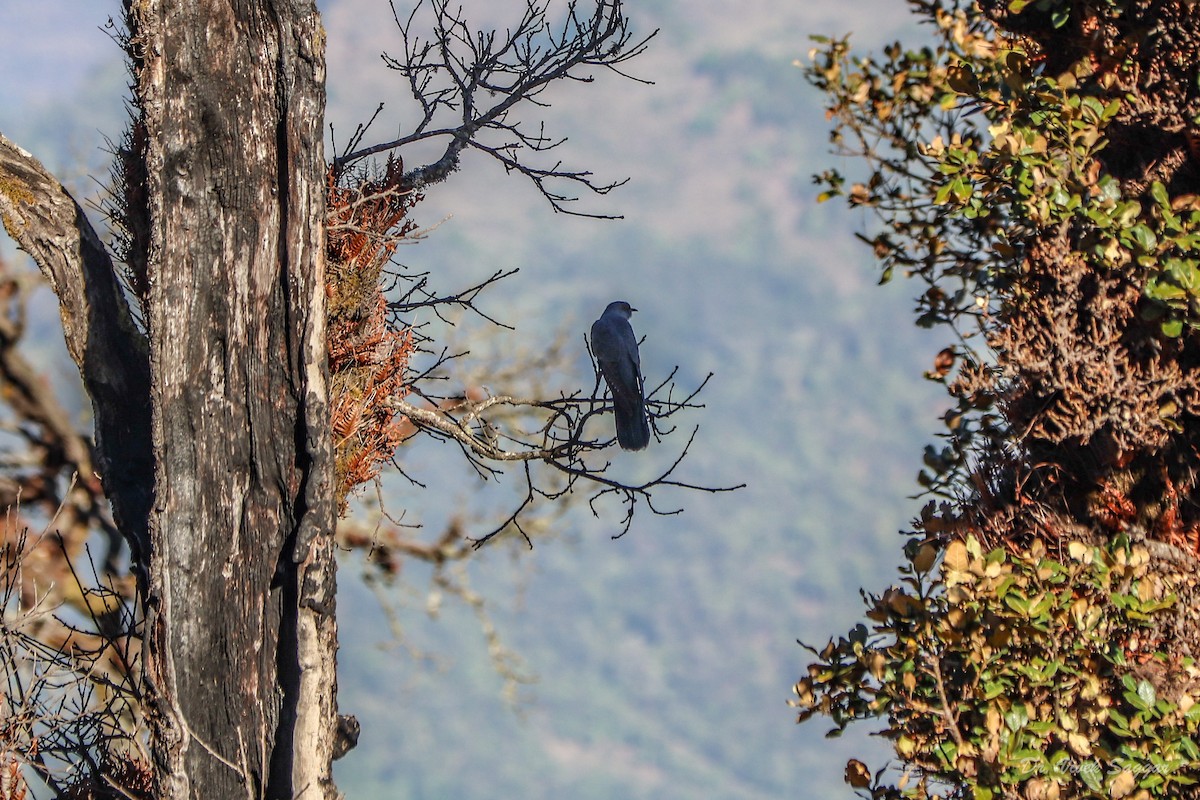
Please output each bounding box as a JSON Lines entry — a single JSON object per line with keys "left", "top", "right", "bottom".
{"left": 0, "top": 2, "right": 937, "bottom": 797}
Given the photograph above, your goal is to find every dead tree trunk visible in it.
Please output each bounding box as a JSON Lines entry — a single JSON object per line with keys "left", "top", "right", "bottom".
{"left": 1, "top": 1, "right": 339, "bottom": 797}
{"left": 125, "top": 1, "right": 338, "bottom": 797}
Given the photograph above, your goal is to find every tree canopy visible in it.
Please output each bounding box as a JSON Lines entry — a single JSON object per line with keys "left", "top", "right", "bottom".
{"left": 796, "top": 1, "right": 1200, "bottom": 798}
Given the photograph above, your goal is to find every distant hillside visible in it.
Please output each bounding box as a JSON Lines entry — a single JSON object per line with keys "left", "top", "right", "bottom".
{"left": 0, "top": 2, "right": 937, "bottom": 797}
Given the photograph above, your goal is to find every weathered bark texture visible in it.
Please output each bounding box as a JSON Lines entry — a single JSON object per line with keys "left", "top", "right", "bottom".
{"left": 0, "top": 133, "right": 154, "bottom": 562}
{"left": 122, "top": 1, "right": 339, "bottom": 798}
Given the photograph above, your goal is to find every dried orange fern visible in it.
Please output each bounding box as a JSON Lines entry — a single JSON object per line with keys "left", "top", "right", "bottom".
{"left": 0, "top": 754, "right": 27, "bottom": 800}
{"left": 326, "top": 157, "right": 419, "bottom": 513}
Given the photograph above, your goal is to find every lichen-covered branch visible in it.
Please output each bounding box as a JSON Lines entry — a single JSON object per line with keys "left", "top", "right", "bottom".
{"left": 0, "top": 131, "right": 153, "bottom": 565}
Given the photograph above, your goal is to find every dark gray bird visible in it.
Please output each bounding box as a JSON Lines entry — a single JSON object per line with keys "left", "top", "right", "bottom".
{"left": 590, "top": 300, "right": 650, "bottom": 451}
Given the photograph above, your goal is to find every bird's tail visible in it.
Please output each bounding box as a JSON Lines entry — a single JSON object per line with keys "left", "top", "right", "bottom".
{"left": 615, "top": 400, "right": 650, "bottom": 451}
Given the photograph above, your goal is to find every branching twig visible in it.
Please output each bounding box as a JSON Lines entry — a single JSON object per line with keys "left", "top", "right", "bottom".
{"left": 334, "top": 0, "right": 657, "bottom": 217}
{"left": 387, "top": 267, "right": 519, "bottom": 330}
{"left": 386, "top": 362, "right": 744, "bottom": 548}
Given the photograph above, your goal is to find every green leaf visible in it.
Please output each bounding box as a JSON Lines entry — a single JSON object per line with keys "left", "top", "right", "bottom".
{"left": 1124, "top": 223, "right": 1157, "bottom": 253}
{"left": 1114, "top": 199, "right": 1142, "bottom": 225}
{"left": 1048, "top": 183, "right": 1071, "bottom": 208}
{"left": 1163, "top": 318, "right": 1185, "bottom": 338}
{"left": 1078, "top": 759, "right": 1104, "bottom": 791}
{"left": 1081, "top": 96, "right": 1105, "bottom": 121}
{"left": 1004, "top": 592, "right": 1030, "bottom": 615}
{"left": 1029, "top": 593, "right": 1055, "bottom": 618}
{"left": 1168, "top": 259, "right": 1200, "bottom": 292}
{"left": 952, "top": 176, "right": 973, "bottom": 203}
{"left": 966, "top": 536, "right": 984, "bottom": 559}
{"left": 1008, "top": 748, "right": 1046, "bottom": 778}
{"left": 1137, "top": 679, "right": 1157, "bottom": 709}
{"left": 1140, "top": 594, "right": 1177, "bottom": 613}
{"left": 1146, "top": 277, "right": 1186, "bottom": 302}
{"left": 1151, "top": 180, "right": 1170, "bottom": 209}
{"left": 983, "top": 680, "right": 1008, "bottom": 699}
{"left": 1005, "top": 704, "right": 1030, "bottom": 731}
{"left": 1097, "top": 174, "right": 1122, "bottom": 202}
{"left": 1181, "top": 736, "right": 1200, "bottom": 758}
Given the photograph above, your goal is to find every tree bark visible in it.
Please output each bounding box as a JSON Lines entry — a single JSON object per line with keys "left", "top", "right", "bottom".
{"left": 0, "top": 132, "right": 154, "bottom": 563}
{"left": 123, "top": 1, "right": 338, "bottom": 798}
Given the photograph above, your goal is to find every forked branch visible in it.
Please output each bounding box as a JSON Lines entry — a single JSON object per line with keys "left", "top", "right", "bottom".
{"left": 334, "top": 0, "right": 656, "bottom": 217}
{"left": 0, "top": 132, "right": 152, "bottom": 562}
{"left": 388, "top": 366, "right": 744, "bottom": 547}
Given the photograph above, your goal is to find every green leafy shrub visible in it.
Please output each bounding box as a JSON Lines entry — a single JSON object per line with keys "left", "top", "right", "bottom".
{"left": 793, "top": 537, "right": 1200, "bottom": 799}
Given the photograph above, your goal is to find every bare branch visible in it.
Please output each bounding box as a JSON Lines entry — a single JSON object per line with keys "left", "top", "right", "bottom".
{"left": 387, "top": 266, "right": 519, "bottom": 331}
{"left": 335, "top": 0, "right": 657, "bottom": 217}
{"left": 0, "top": 133, "right": 153, "bottom": 563}
{"left": 386, "top": 363, "right": 744, "bottom": 548}
{"left": 1, "top": 519, "right": 147, "bottom": 794}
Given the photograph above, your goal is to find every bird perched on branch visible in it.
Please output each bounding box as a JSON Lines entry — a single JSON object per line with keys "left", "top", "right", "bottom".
{"left": 590, "top": 300, "right": 650, "bottom": 451}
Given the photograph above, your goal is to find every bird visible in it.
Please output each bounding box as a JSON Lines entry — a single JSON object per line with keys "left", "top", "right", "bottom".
{"left": 590, "top": 300, "right": 651, "bottom": 451}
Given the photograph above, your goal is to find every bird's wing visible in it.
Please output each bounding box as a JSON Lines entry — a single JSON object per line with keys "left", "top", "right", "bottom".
{"left": 591, "top": 314, "right": 643, "bottom": 407}
{"left": 590, "top": 309, "right": 650, "bottom": 450}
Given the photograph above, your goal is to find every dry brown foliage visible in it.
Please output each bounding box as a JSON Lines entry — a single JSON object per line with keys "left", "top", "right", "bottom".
{"left": 0, "top": 757, "right": 27, "bottom": 800}
{"left": 326, "top": 158, "right": 418, "bottom": 513}
{"left": 891, "top": 2, "right": 1200, "bottom": 569}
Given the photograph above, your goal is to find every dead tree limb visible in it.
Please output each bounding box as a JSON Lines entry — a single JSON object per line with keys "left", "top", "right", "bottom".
{"left": 0, "top": 133, "right": 153, "bottom": 563}
{"left": 388, "top": 366, "right": 744, "bottom": 547}
{"left": 334, "top": 0, "right": 656, "bottom": 217}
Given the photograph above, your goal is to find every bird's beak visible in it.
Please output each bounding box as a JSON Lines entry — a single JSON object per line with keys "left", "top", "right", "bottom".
{"left": 630, "top": 307, "right": 638, "bottom": 313}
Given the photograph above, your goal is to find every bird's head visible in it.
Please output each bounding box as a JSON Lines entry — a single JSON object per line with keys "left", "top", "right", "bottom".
{"left": 604, "top": 300, "right": 637, "bottom": 318}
